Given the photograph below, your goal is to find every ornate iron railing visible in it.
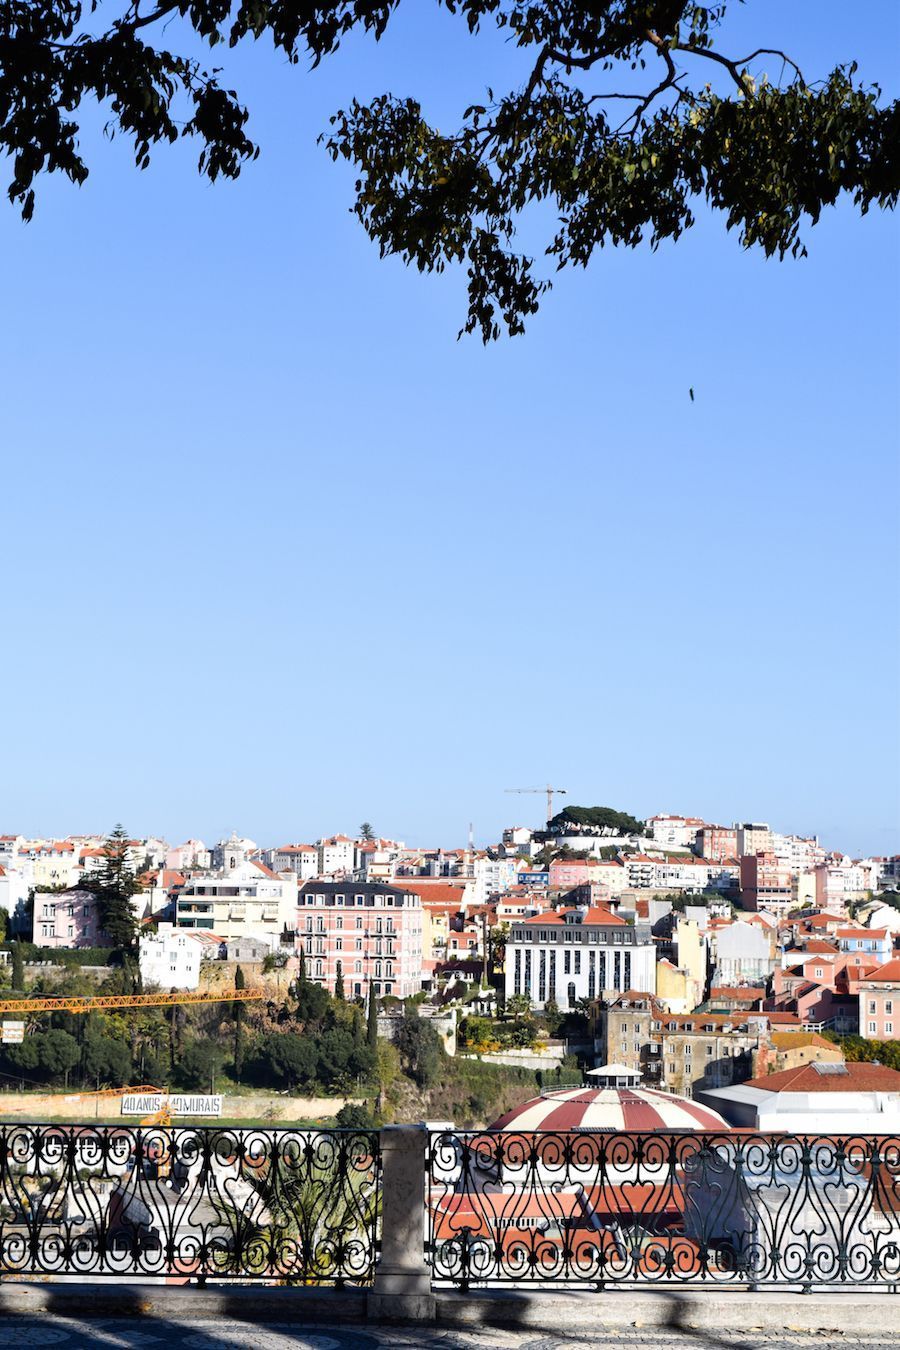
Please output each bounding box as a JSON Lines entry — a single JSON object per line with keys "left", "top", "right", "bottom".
{"left": 427, "top": 1130, "right": 900, "bottom": 1289}
{"left": 0, "top": 1124, "right": 380, "bottom": 1283}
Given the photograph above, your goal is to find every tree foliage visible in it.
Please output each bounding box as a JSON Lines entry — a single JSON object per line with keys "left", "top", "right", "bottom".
{"left": 233, "top": 963, "right": 246, "bottom": 1080}
{"left": 394, "top": 1005, "right": 444, "bottom": 1088}
{"left": 2, "top": 2, "right": 896, "bottom": 338}
{"left": 10, "top": 942, "right": 24, "bottom": 992}
{"left": 548, "top": 805, "right": 645, "bottom": 835}
{"left": 80, "top": 825, "right": 143, "bottom": 987}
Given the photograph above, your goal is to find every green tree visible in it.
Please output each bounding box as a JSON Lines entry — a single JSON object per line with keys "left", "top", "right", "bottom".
{"left": 232, "top": 964, "right": 247, "bottom": 1081}
{"left": 0, "top": 908, "right": 8, "bottom": 944}
{"left": 175, "top": 1039, "right": 222, "bottom": 1091}
{"left": 10, "top": 942, "right": 24, "bottom": 993}
{"left": 507, "top": 994, "right": 533, "bottom": 1022}
{"left": 548, "top": 806, "right": 645, "bottom": 835}
{"left": 359, "top": 823, "right": 375, "bottom": 842}
{"left": 2, "top": 4, "right": 897, "bottom": 340}
{"left": 82, "top": 1030, "right": 133, "bottom": 1088}
{"left": 366, "top": 981, "right": 378, "bottom": 1052}
{"left": 335, "top": 1103, "right": 379, "bottom": 1130}
{"left": 81, "top": 825, "right": 143, "bottom": 989}
{"left": 395, "top": 1006, "right": 444, "bottom": 1089}
{"left": 334, "top": 960, "right": 345, "bottom": 1001}
{"left": 253, "top": 1031, "right": 319, "bottom": 1089}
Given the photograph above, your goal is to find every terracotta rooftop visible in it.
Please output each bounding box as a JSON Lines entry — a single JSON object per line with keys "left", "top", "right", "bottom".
{"left": 743, "top": 1063, "right": 900, "bottom": 1094}
{"left": 860, "top": 958, "right": 900, "bottom": 985}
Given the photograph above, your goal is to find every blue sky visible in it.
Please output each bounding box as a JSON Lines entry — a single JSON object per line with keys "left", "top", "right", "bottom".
{"left": 0, "top": 2, "right": 897, "bottom": 857}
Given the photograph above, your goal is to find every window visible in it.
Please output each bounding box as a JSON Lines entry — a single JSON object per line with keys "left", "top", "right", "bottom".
{"left": 886, "top": 1023, "right": 894, "bottom": 1036}
{"left": 356, "top": 916, "right": 363, "bottom": 929}
{"left": 815, "top": 967, "right": 823, "bottom": 978}
{"left": 564, "top": 950, "right": 571, "bottom": 975}
{"left": 567, "top": 981, "right": 577, "bottom": 1008}
{"left": 706, "top": 1045, "right": 714, "bottom": 1057}
{"left": 887, "top": 1001, "right": 894, "bottom": 1015}
{"left": 869, "top": 1021, "right": 878, "bottom": 1034}
{"left": 869, "top": 1001, "right": 877, "bottom": 1014}
{"left": 335, "top": 938, "right": 342, "bottom": 951}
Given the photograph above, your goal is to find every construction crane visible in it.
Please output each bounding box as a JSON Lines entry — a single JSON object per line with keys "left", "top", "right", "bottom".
{"left": 0, "top": 988, "right": 264, "bottom": 1017}
{"left": 505, "top": 784, "right": 567, "bottom": 826}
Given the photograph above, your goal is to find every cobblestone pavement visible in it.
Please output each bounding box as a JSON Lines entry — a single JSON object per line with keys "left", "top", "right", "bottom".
{"left": 3, "top": 1322, "right": 900, "bottom": 1350}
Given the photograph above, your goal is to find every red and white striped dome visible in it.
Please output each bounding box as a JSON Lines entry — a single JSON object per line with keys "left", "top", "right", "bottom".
{"left": 489, "top": 1086, "right": 730, "bottom": 1133}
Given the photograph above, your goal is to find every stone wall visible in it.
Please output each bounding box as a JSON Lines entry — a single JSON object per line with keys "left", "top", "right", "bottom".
{"left": 0, "top": 1092, "right": 360, "bottom": 1122}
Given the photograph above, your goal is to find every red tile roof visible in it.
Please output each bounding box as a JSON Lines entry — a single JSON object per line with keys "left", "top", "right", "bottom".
{"left": 860, "top": 958, "right": 900, "bottom": 985}
{"left": 743, "top": 1063, "right": 900, "bottom": 1093}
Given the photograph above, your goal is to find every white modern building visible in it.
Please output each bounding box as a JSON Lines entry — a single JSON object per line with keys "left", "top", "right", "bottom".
{"left": 505, "top": 906, "right": 656, "bottom": 1010}
{"left": 175, "top": 837, "right": 297, "bottom": 946}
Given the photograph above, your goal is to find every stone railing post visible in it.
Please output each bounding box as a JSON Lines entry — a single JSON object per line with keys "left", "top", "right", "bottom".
{"left": 367, "top": 1123, "right": 435, "bottom": 1323}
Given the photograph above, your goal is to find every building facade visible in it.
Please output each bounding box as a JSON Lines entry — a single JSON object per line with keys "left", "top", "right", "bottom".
{"left": 296, "top": 880, "right": 424, "bottom": 998}
{"left": 505, "top": 906, "right": 655, "bottom": 1010}
{"left": 175, "top": 839, "right": 296, "bottom": 946}
{"left": 139, "top": 922, "right": 205, "bottom": 990}
{"left": 858, "top": 959, "right": 900, "bottom": 1040}
{"left": 739, "top": 852, "right": 793, "bottom": 915}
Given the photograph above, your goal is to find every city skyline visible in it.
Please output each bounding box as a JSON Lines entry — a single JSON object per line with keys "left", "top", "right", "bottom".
{"left": 1, "top": 800, "right": 893, "bottom": 863}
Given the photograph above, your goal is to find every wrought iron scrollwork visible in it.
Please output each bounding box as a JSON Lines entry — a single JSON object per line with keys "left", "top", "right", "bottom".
{"left": 426, "top": 1130, "right": 900, "bottom": 1289}
{"left": 0, "top": 1124, "right": 380, "bottom": 1283}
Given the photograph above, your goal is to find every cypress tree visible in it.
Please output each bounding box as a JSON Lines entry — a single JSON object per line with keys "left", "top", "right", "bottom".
{"left": 10, "top": 942, "right": 24, "bottom": 992}
{"left": 233, "top": 964, "right": 246, "bottom": 1081}
{"left": 366, "top": 980, "right": 378, "bottom": 1051}
{"left": 334, "top": 960, "right": 345, "bottom": 1001}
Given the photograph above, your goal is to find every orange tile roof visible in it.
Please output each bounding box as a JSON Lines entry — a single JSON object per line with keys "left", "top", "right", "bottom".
{"left": 860, "top": 958, "right": 900, "bottom": 984}
{"left": 744, "top": 1063, "right": 900, "bottom": 1093}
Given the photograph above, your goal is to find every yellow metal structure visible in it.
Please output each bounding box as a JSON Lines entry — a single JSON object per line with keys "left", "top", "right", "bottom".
{"left": 0, "top": 988, "right": 264, "bottom": 1016}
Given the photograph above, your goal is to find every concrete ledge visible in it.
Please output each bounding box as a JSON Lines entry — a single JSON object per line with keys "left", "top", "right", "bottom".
{"left": 435, "top": 1288, "right": 900, "bottom": 1333}
{"left": 0, "top": 1283, "right": 367, "bottom": 1322}
{"left": 0, "top": 1282, "right": 895, "bottom": 1333}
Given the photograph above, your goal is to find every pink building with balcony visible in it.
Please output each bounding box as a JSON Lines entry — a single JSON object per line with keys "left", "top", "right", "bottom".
{"left": 33, "top": 889, "right": 110, "bottom": 948}
{"left": 296, "top": 880, "right": 424, "bottom": 998}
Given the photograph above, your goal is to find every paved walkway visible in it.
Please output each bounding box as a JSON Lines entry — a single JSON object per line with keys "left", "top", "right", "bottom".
{"left": 4, "top": 1321, "right": 900, "bottom": 1350}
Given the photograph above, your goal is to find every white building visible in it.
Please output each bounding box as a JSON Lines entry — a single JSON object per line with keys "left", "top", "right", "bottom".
{"left": 175, "top": 837, "right": 297, "bottom": 947}
{"left": 648, "top": 815, "right": 706, "bottom": 850}
{"left": 0, "top": 862, "right": 31, "bottom": 928}
{"left": 505, "top": 906, "right": 656, "bottom": 1010}
{"left": 270, "top": 844, "right": 319, "bottom": 879}
{"left": 139, "top": 923, "right": 207, "bottom": 990}
{"left": 317, "top": 835, "right": 354, "bottom": 875}
{"left": 770, "top": 832, "right": 824, "bottom": 875}
{"left": 698, "top": 1062, "right": 900, "bottom": 1133}
{"left": 709, "top": 918, "right": 776, "bottom": 986}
